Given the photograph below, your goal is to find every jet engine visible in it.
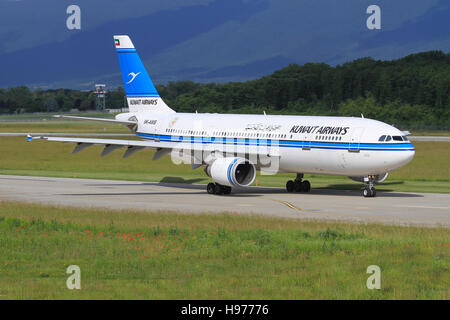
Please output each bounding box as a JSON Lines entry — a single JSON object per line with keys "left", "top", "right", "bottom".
{"left": 348, "top": 172, "right": 389, "bottom": 184}
{"left": 205, "top": 157, "right": 256, "bottom": 187}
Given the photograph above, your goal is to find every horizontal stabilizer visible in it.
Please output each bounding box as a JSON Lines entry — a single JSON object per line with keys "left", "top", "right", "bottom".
{"left": 53, "top": 115, "right": 136, "bottom": 125}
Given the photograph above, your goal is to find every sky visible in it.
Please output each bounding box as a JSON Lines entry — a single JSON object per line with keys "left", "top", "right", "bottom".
{"left": 0, "top": 0, "right": 448, "bottom": 89}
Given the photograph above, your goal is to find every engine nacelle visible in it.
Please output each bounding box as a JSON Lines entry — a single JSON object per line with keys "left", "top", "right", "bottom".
{"left": 207, "top": 157, "right": 256, "bottom": 187}
{"left": 349, "top": 172, "right": 389, "bottom": 184}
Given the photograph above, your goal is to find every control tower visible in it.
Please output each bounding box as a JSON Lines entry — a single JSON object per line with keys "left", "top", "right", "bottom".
{"left": 95, "top": 84, "right": 106, "bottom": 111}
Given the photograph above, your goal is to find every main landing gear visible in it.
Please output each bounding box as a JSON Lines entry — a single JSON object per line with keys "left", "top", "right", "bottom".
{"left": 363, "top": 175, "right": 377, "bottom": 198}
{"left": 207, "top": 182, "right": 232, "bottom": 195}
{"left": 286, "top": 173, "right": 311, "bottom": 193}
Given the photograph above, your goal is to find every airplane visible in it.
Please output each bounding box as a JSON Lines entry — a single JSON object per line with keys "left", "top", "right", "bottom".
{"left": 28, "top": 35, "right": 415, "bottom": 198}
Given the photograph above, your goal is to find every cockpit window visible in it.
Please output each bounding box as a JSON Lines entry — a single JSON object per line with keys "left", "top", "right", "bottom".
{"left": 402, "top": 136, "right": 409, "bottom": 141}
{"left": 378, "top": 135, "right": 386, "bottom": 142}
{"left": 385, "top": 135, "right": 392, "bottom": 142}
{"left": 392, "top": 136, "right": 403, "bottom": 141}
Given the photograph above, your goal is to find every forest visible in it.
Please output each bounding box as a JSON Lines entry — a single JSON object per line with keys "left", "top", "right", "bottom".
{"left": 1, "top": 50, "right": 449, "bottom": 129}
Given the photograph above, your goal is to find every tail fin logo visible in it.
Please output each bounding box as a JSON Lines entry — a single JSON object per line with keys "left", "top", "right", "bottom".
{"left": 126, "top": 72, "right": 141, "bottom": 84}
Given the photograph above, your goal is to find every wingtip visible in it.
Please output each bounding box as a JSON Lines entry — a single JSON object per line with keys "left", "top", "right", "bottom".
{"left": 27, "top": 135, "right": 46, "bottom": 142}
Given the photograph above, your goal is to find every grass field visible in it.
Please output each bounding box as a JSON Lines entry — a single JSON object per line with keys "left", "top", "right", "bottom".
{"left": 410, "top": 130, "right": 450, "bottom": 136}
{"left": 0, "top": 200, "right": 448, "bottom": 299}
{"left": 0, "top": 120, "right": 128, "bottom": 133}
{"left": 0, "top": 134, "right": 448, "bottom": 193}
{"left": 0, "top": 113, "right": 116, "bottom": 121}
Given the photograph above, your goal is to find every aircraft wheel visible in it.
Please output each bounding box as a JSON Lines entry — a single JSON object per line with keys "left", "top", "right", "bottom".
{"left": 286, "top": 180, "right": 294, "bottom": 193}
{"left": 302, "top": 180, "right": 311, "bottom": 193}
{"left": 363, "top": 188, "right": 370, "bottom": 197}
{"left": 363, "top": 187, "right": 376, "bottom": 198}
{"left": 294, "top": 180, "right": 303, "bottom": 192}
{"left": 214, "top": 183, "right": 224, "bottom": 195}
{"left": 207, "top": 183, "right": 216, "bottom": 195}
{"left": 223, "top": 186, "right": 232, "bottom": 195}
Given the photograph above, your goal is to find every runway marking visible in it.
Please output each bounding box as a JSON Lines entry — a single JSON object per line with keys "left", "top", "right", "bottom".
{"left": 266, "top": 198, "right": 303, "bottom": 212}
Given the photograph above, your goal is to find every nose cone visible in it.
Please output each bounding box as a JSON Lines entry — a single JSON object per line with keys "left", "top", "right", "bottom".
{"left": 403, "top": 149, "right": 415, "bottom": 165}
{"left": 392, "top": 144, "right": 415, "bottom": 170}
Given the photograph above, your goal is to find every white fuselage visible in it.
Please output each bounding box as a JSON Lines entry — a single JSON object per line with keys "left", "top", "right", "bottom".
{"left": 117, "top": 112, "right": 415, "bottom": 177}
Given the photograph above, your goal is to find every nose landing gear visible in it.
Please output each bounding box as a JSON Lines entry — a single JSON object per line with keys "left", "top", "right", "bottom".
{"left": 363, "top": 175, "right": 377, "bottom": 198}
{"left": 286, "top": 173, "right": 311, "bottom": 193}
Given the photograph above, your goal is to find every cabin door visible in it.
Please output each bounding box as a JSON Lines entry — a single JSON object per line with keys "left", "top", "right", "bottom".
{"left": 348, "top": 127, "right": 364, "bottom": 152}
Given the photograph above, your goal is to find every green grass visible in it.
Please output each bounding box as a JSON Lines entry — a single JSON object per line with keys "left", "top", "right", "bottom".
{"left": 0, "top": 113, "right": 116, "bottom": 121}
{"left": 411, "top": 130, "right": 450, "bottom": 136}
{"left": 0, "top": 136, "right": 448, "bottom": 193}
{"left": 0, "top": 121, "right": 129, "bottom": 133}
{"left": 0, "top": 201, "right": 448, "bottom": 299}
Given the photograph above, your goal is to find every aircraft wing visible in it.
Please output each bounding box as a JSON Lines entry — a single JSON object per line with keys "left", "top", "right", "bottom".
{"left": 27, "top": 135, "right": 280, "bottom": 160}
{"left": 28, "top": 135, "right": 172, "bottom": 158}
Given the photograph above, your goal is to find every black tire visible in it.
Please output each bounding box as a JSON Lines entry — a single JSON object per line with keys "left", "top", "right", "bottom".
{"left": 223, "top": 186, "right": 232, "bottom": 195}
{"left": 214, "top": 183, "right": 224, "bottom": 195}
{"left": 363, "top": 187, "right": 376, "bottom": 198}
{"left": 371, "top": 187, "right": 376, "bottom": 197}
{"left": 363, "top": 188, "right": 370, "bottom": 197}
{"left": 302, "top": 180, "right": 311, "bottom": 192}
{"left": 294, "top": 180, "right": 303, "bottom": 192}
{"left": 207, "top": 183, "right": 216, "bottom": 194}
{"left": 286, "top": 180, "right": 294, "bottom": 192}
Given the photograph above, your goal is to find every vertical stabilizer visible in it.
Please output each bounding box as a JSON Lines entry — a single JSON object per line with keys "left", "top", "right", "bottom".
{"left": 114, "top": 35, "right": 175, "bottom": 113}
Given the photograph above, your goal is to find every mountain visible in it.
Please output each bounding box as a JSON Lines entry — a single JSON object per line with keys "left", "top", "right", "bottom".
{"left": 0, "top": 0, "right": 448, "bottom": 89}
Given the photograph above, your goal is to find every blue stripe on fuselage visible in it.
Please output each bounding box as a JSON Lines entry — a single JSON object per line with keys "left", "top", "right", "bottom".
{"left": 135, "top": 132, "right": 415, "bottom": 151}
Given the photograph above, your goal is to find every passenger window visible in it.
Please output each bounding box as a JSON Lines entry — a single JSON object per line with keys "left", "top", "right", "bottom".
{"left": 378, "top": 135, "right": 386, "bottom": 142}
{"left": 392, "top": 136, "right": 403, "bottom": 141}
{"left": 385, "top": 136, "right": 392, "bottom": 142}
